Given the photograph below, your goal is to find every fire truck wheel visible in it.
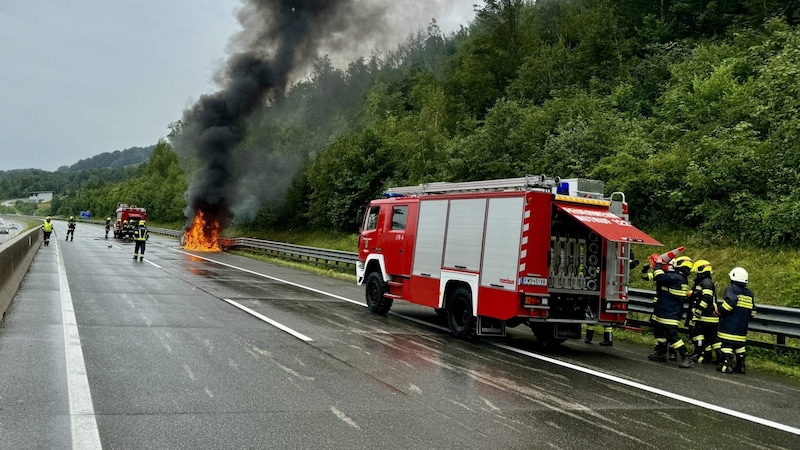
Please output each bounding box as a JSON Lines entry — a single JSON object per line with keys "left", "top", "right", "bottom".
{"left": 447, "top": 287, "right": 475, "bottom": 339}
{"left": 365, "top": 272, "right": 393, "bottom": 315}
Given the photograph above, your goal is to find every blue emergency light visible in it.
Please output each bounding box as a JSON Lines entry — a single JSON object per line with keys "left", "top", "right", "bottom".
{"left": 556, "top": 182, "right": 570, "bottom": 195}
{"left": 383, "top": 192, "right": 406, "bottom": 198}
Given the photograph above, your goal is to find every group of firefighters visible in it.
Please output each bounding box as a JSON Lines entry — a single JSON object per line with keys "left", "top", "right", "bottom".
{"left": 588, "top": 249, "right": 756, "bottom": 375}
{"left": 41, "top": 215, "right": 149, "bottom": 261}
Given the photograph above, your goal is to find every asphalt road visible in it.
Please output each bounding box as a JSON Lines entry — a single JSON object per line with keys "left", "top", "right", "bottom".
{"left": 0, "top": 221, "right": 799, "bottom": 449}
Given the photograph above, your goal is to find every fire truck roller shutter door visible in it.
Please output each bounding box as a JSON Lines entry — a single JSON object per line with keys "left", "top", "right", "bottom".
{"left": 481, "top": 196, "right": 524, "bottom": 291}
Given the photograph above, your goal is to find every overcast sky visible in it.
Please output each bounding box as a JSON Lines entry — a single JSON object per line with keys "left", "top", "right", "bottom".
{"left": 0, "top": 1, "right": 475, "bottom": 172}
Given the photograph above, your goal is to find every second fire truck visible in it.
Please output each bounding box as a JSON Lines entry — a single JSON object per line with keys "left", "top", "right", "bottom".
{"left": 356, "top": 175, "right": 661, "bottom": 344}
{"left": 113, "top": 203, "right": 147, "bottom": 241}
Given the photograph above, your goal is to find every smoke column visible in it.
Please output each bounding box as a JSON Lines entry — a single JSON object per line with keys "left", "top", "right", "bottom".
{"left": 177, "top": 0, "right": 475, "bottom": 233}
{"left": 179, "top": 0, "right": 363, "bottom": 231}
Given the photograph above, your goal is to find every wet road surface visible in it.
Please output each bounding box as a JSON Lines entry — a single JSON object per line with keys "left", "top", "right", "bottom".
{"left": 0, "top": 221, "right": 798, "bottom": 449}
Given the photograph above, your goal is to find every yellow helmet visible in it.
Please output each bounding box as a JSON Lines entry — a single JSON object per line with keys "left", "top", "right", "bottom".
{"left": 69, "top": 216, "right": 74, "bottom": 220}
{"left": 691, "top": 259, "right": 713, "bottom": 275}
{"left": 673, "top": 256, "right": 693, "bottom": 272}
{"left": 139, "top": 220, "right": 146, "bottom": 225}
{"left": 46, "top": 216, "right": 51, "bottom": 221}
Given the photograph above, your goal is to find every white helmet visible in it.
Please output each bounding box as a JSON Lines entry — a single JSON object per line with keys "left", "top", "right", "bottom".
{"left": 729, "top": 267, "right": 748, "bottom": 284}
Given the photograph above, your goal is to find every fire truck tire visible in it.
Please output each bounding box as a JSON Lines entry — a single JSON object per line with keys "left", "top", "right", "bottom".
{"left": 365, "top": 272, "right": 393, "bottom": 315}
{"left": 447, "top": 287, "right": 475, "bottom": 339}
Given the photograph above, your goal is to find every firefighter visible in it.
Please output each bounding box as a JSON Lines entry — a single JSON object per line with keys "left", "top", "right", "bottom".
{"left": 584, "top": 324, "right": 614, "bottom": 346}
{"left": 133, "top": 220, "right": 149, "bottom": 261}
{"left": 125, "top": 218, "right": 136, "bottom": 241}
{"left": 41, "top": 216, "right": 53, "bottom": 246}
{"left": 687, "top": 259, "right": 719, "bottom": 364}
{"left": 66, "top": 216, "right": 76, "bottom": 241}
{"left": 717, "top": 267, "right": 756, "bottom": 374}
{"left": 641, "top": 255, "right": 693, "bottom": 368}
{"left": 105, "top": 216, "right": 112, "bottom": 239}
{"left": 668, "top": 255, "right": 694, "bottom": 361}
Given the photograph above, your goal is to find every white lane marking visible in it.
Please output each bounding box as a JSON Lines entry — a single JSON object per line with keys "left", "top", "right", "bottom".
{"left": 171, "top": 249, "right": 362, "bottom": 307}
{"left": 143, "top": 259, "right": 161, "bottom": 268}
{"left": 223, "top": 298, "right": 313, "bottom": 342}
{"left": 330, "top": 406, "right": 361, "bottom": 430}
{"left": 55, "top": 240, "right": 102, "bottom": 449}
{"left": 491, "top": 342, "right": 800, "bottom": 436}
{"left": 174, "top": 249, "right": 800, "bottom": 436}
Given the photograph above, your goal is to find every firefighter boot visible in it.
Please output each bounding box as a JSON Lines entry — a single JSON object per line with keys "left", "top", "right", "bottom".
{"left": 717, "top": 353, "right": 734, "bottom": 374}
{"left": 648, "top": 343, "right": 668, "bottom": 362}
{"left": 714, "top": 348, "right": 725, "bottom": 365}
{"left": 678, "top": 347, "right": 694, "bottom": 368}
{"left": 584, "top": 328, "right": 595, "bottom": 344}
{"left": 734, "top": 354, "right": 747, "bottom": 374}
{"left": 668, "top": 348, "right": 677, "bottom": 361}
{"left": 599, "top": 327, "right": 613, "bottom": 346}
{"left": 690, "top": 339, "right": 705, "bottom": 363}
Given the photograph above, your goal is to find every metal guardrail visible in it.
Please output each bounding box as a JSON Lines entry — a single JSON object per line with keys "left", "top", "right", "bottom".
{"left": 151, "top": 228, "right": 800, "bottom": 351}
{"left": 148, "top": 228, "right": 357, "bottom": 270}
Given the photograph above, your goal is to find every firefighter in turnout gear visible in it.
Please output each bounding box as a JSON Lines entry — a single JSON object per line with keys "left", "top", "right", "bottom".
{"left": 66, "top": 216, "right": 76, "bottom": 241}
{"left": 105, "top": 216, "right": 112, "bottom": 239}
{"left": 717, "top": 267, "right": 756, "bottom": 374}
{"left": 642, "top": 255, "right": 693, "bottom": 368}
{"left": 687, "top": 260, "right": 719, "bottom": 364}
{"left": 133, "top": 220, "right": 149, "bottom": 261}
{"left": 41, "top": 216, "right": 53, "bottom": 246}
{"left": 125, "top": 219, "right": 136, "bottom": 241}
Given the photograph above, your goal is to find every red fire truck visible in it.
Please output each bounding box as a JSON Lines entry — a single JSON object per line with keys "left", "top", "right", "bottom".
{"left": 356, "top": 175, "right": 661, "bottom": 343}
{"left": 113, "top": 203, "right": 147, "bottom": 240}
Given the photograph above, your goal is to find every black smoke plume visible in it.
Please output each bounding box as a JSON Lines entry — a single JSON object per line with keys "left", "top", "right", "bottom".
{"left": 179, "top": 0, "right": 360, "bottom": 232}
{"left": 177, "top": 0, "right": 472, "bottom": 236}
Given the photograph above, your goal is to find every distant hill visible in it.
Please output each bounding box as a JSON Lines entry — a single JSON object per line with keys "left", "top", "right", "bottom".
{"left": 56, "top": 145, "right": 155, "bottom": 172}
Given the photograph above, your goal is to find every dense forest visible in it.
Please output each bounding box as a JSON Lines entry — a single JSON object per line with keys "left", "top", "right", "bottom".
{"left": 3, "top": 0, "right": 800, "bottom": 246}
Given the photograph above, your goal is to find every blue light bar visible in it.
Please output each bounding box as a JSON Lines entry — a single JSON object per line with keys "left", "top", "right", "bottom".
{"left": 383, "top": 192, "right": 406, "bottom": 198}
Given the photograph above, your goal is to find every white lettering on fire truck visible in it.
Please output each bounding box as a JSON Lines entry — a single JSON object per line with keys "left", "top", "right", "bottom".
{"left": 561, "top": 206, "right": 631, "bottom": 227}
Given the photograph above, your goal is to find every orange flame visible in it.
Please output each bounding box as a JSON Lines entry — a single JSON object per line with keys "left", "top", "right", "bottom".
{"left": 183, "top": 210, "right": 221, "bottom": 252}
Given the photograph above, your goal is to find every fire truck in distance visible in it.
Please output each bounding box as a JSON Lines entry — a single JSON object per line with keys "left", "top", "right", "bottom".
{"left": 113, "top": 203, "right": 147, "bottom": 240}
{"left": 356, "top": 175, "right": 661, "bottom": 344}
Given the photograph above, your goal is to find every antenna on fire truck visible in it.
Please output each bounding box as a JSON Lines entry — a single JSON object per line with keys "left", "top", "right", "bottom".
{"left": 385, "top": 174, "right": 561, "bottom": 196}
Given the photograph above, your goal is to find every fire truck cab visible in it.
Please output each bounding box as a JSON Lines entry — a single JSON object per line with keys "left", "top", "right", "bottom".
{"left": 356, "top": 175, "right": 661, "bottom": 343}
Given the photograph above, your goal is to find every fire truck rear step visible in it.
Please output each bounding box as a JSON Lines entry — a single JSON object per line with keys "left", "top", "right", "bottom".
{"left": 477, "top": 316, "right": 506, "bottom": 337}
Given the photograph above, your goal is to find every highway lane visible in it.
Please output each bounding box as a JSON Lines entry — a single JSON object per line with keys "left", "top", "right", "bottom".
{"left": 1, "top": 220, "right": 799, "bottom": 449}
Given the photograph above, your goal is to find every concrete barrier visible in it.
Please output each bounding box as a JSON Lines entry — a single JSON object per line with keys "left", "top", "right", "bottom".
{"left": 0, "top": 227, "right": 42, "bottom": 322}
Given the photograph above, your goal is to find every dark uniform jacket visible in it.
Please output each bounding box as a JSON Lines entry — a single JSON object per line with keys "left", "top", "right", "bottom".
{"left": 644, "top": 263, "right": 690, "bottom": 326}
{"left": 134, "top": 225, "right": 149, "bottom": 241}
{"left": 717, "top": 282, "right": 756, "bottom": 342}
{"left": 690, "top": 276, "right": 718, "bottom": 324}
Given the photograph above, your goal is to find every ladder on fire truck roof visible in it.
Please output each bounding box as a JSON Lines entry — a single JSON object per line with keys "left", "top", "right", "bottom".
{"left": 385, "top": 175, "right": 561, "bottom": 196}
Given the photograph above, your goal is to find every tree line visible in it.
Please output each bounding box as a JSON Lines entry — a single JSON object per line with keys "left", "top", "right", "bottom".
{"left": 3, "top": 0, "right": 800, "bottom": 246}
